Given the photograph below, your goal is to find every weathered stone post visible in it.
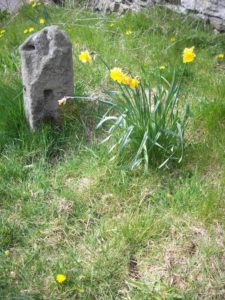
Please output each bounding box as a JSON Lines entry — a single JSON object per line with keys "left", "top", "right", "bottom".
{"left": 19, "top": 26, "right": 74, "bottom": 130}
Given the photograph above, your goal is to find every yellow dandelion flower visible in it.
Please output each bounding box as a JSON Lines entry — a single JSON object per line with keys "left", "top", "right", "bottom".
{"left": 170, "top": 37, "right": 176, "bottom": 42}
{"left": 110, "top": 67, "right": 124, "bottom": 83}
{"left": 24, "top": 29, "right": 28, "bottom": 34}
{"left": 160, "top": 65, "right": 166, "bottom": 70}
{"left": 58, "top": 97, "right": 67, "bottom": 106}
{"left": 129, "top": 78, "right": 139, "bottom": 89}
{"left": 39, "top": 18, "right": 45, "bottom": 25}
{"left": 79, "top": 50, "right": 92, "bottom": 63}
{"left": 125, "top": 30, "right": 132, "bottom": 35}
{"left": 55, "top": 274, "right": 66, "bottom": 283}
{"left": 183, "top": 46, "right": 196, "bottom": 63}
{"left": 29, "top": 27, "right": 35, "bottom": 33}
{"left": 4, "top": 250, "right": 10, "bottom": 256}
{"left": 217, "top": 53, "right": 224, "bottom": 59}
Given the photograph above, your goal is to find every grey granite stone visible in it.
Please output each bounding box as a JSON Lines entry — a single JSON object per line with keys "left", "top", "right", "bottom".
{"left": 19, "top": 26, "right": 74, "bottom": 130}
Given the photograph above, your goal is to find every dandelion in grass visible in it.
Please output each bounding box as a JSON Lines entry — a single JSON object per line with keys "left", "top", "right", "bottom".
{"left": 160, "top": 65, "right": 166, "bottom": 70}
{"left": 55, "top": 274, "right": 66, "bottom": 283}
{"left": 79, "top": 50, "right": 92, "bottom": 63}
{"left": 217, "top": 53, "right": 224, "bottom": 59}
{"left": 39, "top": 18, "right": 45, "bottom": 25}
{"left": 24, "top": 28, "right": 34, "bottom": 34}
{"left": 125, "top": 30, "right": 132, "bottom": 35}
{"left": 183, "top": 47, "right": 196, "bottom": 63}
{"left": 4, "top": 250, "right": 10, "bottom": 256}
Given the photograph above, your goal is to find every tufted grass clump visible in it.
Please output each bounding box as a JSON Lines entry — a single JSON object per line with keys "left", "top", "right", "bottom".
{"left": 97, "top": 70, "right": 189, "bottom": 170}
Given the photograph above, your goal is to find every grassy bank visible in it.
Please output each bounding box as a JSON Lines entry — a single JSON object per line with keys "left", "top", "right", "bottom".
{"left": 0, "top": 2, "right": 224, "bottom": 299}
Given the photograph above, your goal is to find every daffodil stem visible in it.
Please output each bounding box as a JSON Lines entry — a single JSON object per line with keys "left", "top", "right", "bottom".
{"left": 97, "top": 55, "right": 110, "bottom": 70}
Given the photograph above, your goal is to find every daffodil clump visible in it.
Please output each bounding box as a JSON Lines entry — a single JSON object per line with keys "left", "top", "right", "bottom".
{"left": 96, "top": 47, "right": 193, "bottom": 170}
{"left": 77, "top": 47, "right": 191, "bottom": 170}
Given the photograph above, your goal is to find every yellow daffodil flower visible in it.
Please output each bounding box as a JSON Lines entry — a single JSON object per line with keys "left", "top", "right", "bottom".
{"left": 58, "top": 97, "right": 67, "bottom": 106}
{"left": 79, "top": 50, "right": 92, "bottom": 63}
{"left": 129, "top": 78, "right": 139, "bottom": 89}
{"left": 121, "top": 74, "right": 131, "bottom": 85}
{"left": 39, "top": 18, "right": 45, "bottom": 25}
{"left": 183, "top": 46, "right": 196, "bottom": 63}
{"left": 110, "top": 67, "right": 124, "bottom": 83}
{"left": 217, "top": 53, "right": 224, "bottom": 59}
{"left": 110, "top": 68, "right": 139, "bottom": 88}
{"left": 55, "top": 274, "right": 66, "bottom": 283}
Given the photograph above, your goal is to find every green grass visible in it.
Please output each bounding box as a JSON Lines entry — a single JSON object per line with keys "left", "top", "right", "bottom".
{"left": 0, "top": 3, "right": 224, "bottom": 299}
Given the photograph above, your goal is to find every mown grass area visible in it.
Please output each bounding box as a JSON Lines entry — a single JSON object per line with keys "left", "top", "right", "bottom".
{"left": 0, "top": 2, "right": 224, "bottom": 299}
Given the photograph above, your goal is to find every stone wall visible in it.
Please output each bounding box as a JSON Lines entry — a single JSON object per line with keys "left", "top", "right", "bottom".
{"left": 90, "top": 0, "right": 225, "bottom": 31}
{"left": 1, "top": 0, "right": 224, "bottom": 32}
{"left": 0, "top": 0, "right": 54, "bottom": 13}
